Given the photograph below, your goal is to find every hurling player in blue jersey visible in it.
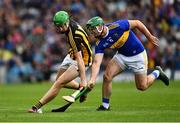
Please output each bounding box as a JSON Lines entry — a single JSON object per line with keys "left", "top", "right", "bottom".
{"left": 86, "top": 17, "right": 169, "bottom": 111}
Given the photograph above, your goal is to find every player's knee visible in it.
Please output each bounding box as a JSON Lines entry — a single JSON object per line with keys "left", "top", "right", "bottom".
{"left": 137, "top": 84, "right": 147, "bottom": 91}
{"left": 103, "top": 72, "right": 113, "bottom": 82}
{"left": 54, "top": 80, "right": 63, "bottom": 89}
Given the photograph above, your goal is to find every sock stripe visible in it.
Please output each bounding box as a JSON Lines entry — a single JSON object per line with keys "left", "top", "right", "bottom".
{"left": 152, "top": 72, "right": 158, "bottom": 78}
{"left": 35, "top": 101, "right": 43, "bottom": 109}
{"left": 152, "top": 70, "right": 160, "bottom": 79}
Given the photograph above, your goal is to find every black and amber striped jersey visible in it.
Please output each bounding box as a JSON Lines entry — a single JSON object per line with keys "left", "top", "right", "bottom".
{"left": 65, "top": 19, "right": 92, "bottom": 66}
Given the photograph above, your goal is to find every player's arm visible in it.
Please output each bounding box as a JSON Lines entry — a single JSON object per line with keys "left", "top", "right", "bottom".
{"left": 88, "top": 53, "right": 104, "bottom": 88}
{"left": 128, "top": 20, "right": 159, "bottom": 46}
{"left": 74, "top": 51, "right": 87, "bottom": 86}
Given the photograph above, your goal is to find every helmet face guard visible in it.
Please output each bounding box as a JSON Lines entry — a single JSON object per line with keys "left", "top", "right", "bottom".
{"left": 86, "top": 16, "right": 104, "bottom": 38}
{"left": 54, "top": 21, "right": 69, "bottom": 33}
{"left": 88, "top": 26, "right": 103, "bottom": 34}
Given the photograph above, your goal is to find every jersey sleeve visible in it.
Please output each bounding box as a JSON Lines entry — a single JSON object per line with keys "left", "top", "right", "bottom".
{"left": 116, "top": 19, "right": 130, "bottom": 31}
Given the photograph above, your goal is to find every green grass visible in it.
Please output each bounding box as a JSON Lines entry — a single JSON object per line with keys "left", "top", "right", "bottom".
{"left": 0, "top": 81, "right": 180, "bottom": 122}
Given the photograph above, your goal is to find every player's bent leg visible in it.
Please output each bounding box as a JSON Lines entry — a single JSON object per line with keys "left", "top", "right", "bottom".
{"left": 97, "top": 59, "right": 123, "bottom": 111}
{"left": 135, "top": 70, "right": 161, "bottom": 91}
{"left": 135, "top": 66, "right": 169, "bottom": 91}
{"left": 56, "top": 66, "right": 86, "bottom": 103}
{"left": 55, "top": 68, "right": 66, "bottom": 81}
{"left": 56, "top": 68, "right": 80, "bottom": 90}
{"left": 135, "top": 73, "right": 149, "bottom": 91}
{"left": 103, "top": 59, "right": 124, "bottom": 98}
{"left": 103, "top": 59, "right": 123, "bottom": 98}
{"left": 63, "top": 80, "right": 80, "bottom": 90}
{"left": 28, "top": 66, "right": 79, "bottom": 113}
{"left": 39, "top": 65, "right": 79, "bottom": 105}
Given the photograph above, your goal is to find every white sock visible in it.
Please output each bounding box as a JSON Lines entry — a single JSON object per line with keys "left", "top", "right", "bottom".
{"left": 152, "top": 70, "right": 160, "bottom": 79}
{"left": 102, "top": 102, "right": 109, "bottom": 109}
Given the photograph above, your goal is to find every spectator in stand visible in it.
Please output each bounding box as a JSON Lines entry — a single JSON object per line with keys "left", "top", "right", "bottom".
{"left": 0, "top": 0, "right": 180, "bottom": 83}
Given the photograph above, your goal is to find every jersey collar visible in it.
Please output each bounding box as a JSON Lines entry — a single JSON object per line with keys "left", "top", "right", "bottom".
{"left": 102, "top": 26, "right": 109, "bottom": 38}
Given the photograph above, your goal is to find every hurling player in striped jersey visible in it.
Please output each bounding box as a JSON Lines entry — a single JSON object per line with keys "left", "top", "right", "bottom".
{"left": 28, "top": 11, "right": 92, "bottom": 113}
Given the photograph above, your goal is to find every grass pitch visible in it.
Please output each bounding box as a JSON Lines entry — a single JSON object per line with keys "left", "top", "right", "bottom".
{"left": 0, "top": 81, "right": 180, "bottom": 122}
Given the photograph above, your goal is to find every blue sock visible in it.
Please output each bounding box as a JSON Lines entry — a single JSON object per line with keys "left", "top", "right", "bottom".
{"left": 102, "top": 98, "right": 109, "bottom": 109}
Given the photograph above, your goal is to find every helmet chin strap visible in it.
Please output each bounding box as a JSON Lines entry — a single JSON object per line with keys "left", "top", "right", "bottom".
{"left": 66, "top": 21, "right": 70, "bottom": 28}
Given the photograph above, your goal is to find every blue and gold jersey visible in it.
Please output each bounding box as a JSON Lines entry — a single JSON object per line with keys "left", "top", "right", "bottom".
{"left": 95, "top": 20, "right": 144, "bottom": 56}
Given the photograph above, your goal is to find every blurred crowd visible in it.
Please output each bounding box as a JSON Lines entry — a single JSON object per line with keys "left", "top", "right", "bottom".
{"left": 0, "top": 0, "right": 180, "bottom": 83}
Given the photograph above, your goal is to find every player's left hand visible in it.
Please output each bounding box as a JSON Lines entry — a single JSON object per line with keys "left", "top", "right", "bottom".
{"left": 149, "top": 35, "right": 159, "bottom": 47}
{"left": 79, "top": 81, "right": 87, "bottom": 88}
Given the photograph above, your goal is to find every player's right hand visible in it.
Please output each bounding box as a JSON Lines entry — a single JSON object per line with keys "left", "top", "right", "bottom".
{"left": 88, "top": 81, "right": 95, "bottom": 89}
